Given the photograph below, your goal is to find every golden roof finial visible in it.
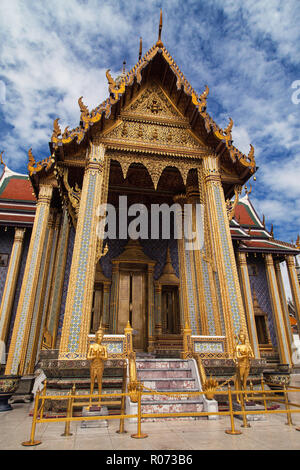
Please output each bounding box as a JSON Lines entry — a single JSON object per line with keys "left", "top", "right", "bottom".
{"left": 122, "top": 60, "right": 126, "bottom": 75}
{"left": 0, "top": 151, "right": 6, "bottom": 168}
{"left": 296, "top": 234, "right": 300, "bottom": 248}
{"left": 139, "top": 37, "right": 143, "bottom": 61}
{"left": 156, "top": 8, "right": 163, "bottom": 47}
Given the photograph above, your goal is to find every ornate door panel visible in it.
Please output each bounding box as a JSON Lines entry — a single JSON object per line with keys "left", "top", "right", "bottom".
{"left": 117, "top": 269, "right": 147, "bottom": 350}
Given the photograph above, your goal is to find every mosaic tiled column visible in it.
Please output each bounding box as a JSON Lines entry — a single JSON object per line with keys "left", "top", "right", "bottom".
{"left": 274, "top": 260, "right": 293, "bottom": 356}
{"left": 237, "top": 252, "right": 260, "bottom": 358}
{"left": 154, "top": 282, "right": 162, "bottom": 335}
{"left": 24, "top": 210, "right": 56, "bottom": 373}
{"left": 265, "top": 254, "right": 291, "bottom": 365}
{"left": 0, "top": 228, "right": 26, "bottom": 343}
{"left": 286, "top": 255, "right": 300, "bottom": 334}
{"left": 173, "top": 194, "right": 194, "bottom": 333}
{"left": 187, "top": 175, "right": 222, "bottom": 337}
{"left": 5, "top": 184, "right": 53, "bottom": 375}
{"left": 46, "top": 209, "right": 70, "bottom": 348}
{"left": 59, "top": 144, "right": 109, "bottom": 360}
{"left": 202, "top": 155, "right": 248, "bottom": 356}
{"left": 147, "top": 264, "right": 155, "bottom": 352}
{"left": 27, "top": 211, "right": 62, "bottom": 373}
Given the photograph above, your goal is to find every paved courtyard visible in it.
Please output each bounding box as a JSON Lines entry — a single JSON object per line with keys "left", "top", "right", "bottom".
{"left": 0, "top": 402, "right": 300, "bottom": 451}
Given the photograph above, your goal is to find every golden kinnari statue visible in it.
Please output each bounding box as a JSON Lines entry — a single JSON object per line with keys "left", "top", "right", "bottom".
{"left": 87, "top": 324, "right": 108, "bottom": 409}
{"left": 234, "top": 330, "right": 254, "bottom": 403}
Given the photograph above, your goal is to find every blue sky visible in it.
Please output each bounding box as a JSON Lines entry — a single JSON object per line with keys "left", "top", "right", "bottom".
{"left": 0, "top": 0, "right": 300, "bottom": 249}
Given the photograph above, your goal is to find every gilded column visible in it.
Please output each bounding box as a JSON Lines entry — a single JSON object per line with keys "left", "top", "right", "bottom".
{"left": 202, "top": 155, "right": 248, "bottom": 356}
{"left": 237, "top": 252, "right": 260, "bottom": 358}
{"left": 25, "top": 210, "right": 59, "bottom": 373}
{"left": 274, "top": 260, "right": 293, "bottom": 356}
{"left": 59, "top": 143, "right": 108, "bottom": 360}
{"left": 286, "top": 255, "right": 300, "bottom": 334}
{"left": 0, "top": 228, "right": 26, "bottom": 343}
{"left": 102, "top": 282, "right": 111, "bottom": 331}
{"left": 147, "top": 264, "right": 155, "bottom": 352}
{"left": 46, "top": 209, "right": 70, "bottom": 348}
{"left": 265, "top": 254, "right": 291, "bottom": 365}
{"left": 154, "top": 282, "right": 162, "bottom": 336}
{"left": 173, "top": 194, "right": 194, "bottom": 333}
{"left": 5, "top": 184, "right": 53, "bottom": 375}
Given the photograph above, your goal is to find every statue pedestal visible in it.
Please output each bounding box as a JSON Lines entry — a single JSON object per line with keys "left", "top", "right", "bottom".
{"left": 233, "top": 401, "right": 266, "bottom": 421}
{"left": 80, "top": 405, "right": 108, "bottom": 428}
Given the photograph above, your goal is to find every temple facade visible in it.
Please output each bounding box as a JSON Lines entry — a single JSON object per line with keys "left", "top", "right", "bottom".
{"left": 1, "top": 29, "right": 300, "bottom": 381}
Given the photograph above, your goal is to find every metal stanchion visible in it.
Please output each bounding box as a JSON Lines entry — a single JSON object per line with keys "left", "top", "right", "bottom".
{"left": 261, "top": 374, "right": 268, "bottom": 412}
{"left": 283, "top": 384, "right": 294, "bottom": 426}
{"left": 131, "top": 386, "right": 148, "bottom": 439}
{"left": 22, "top": 390, "right": 42, "bottom": 446}
{"left": 116, "top": 361, "right": 127, "bottom": 434}
{"left": 225, "top": 384, "right": 242, "bottom": 435}
{"left": 241, "top": 390, "right": 250, "bottom": 428}
{"left": 61, "top": 387, "right": 73, "bottom": 437}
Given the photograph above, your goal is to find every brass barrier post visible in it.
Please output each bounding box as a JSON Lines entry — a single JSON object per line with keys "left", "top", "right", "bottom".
{"left": 21, "top": 389, "right": 42, "bottom": 446}
{"left": 61, "top": 387, "right": 73, "bottom": 437}
{"left": 283, "top": 384, "right": 294, "bottom": 426}
{"left": 39, "top": 380, "right": 47, "bottom": 420}
{"left": 240, "top": 390, "right": 250, "bottom": 428}
{"left": 131, "top": 386, "right": 148, "bottom": 439}
{"left": 225, "top": 384, "right": 242, "bottom": 435}
{"left": 116, "top": 360, "right": 127, "bottom": 434}
{"left": 261, "top": 374, "right": 268, "bottom": 412}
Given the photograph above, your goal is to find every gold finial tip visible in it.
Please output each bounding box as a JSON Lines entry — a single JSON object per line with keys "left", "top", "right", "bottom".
{"left": 156, "top": 8, "right": 163, "bottom": 47}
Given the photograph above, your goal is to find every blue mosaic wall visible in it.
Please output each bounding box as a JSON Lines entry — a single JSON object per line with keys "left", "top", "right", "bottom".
{"left": 248, "top": 258, "right": 277, "bottom": 346}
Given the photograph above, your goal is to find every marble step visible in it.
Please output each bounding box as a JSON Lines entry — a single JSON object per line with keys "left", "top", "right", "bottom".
{"left": 140, "top": 390, "right": 201, "bottom": 402}
{"left": 141, "top": 401, "right": 204, "bottom": 421}
{"left": 136, "top": 359, "right": 190, "bottom": 370}
{"left": 137, "top": 368, "right": 192, "bottom": 379}
{"left": 142, "top": 378, "right": 197, "bottom": 390}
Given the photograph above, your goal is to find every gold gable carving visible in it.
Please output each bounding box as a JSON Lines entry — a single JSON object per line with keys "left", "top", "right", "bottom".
{"left": 100, "top": 83, "right": 205, "bottom": 151}
{"left": 125, "top": 83, "right": 179, "bottom": 119}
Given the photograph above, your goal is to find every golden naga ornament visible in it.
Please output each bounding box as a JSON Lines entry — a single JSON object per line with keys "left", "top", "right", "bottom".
{"left": 226, "top": 185, "right": 242, "bottom": 222}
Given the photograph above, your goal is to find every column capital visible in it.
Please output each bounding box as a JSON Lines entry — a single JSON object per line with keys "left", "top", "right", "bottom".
{"left": 264, "top": 253, "right": 274, "bottom": 266}
{"left": 86, "top": 142, "right": 106, "bottom": 172}
{"left": 14, "top": 227, "right": 26, "bottom": 243}
{"left": 38, "top": 184, "right": 53, "bottom": 205}
{"left": 173, "top": 193, "right": 187, "bottom": 206}
{"left": 202, "top": 155, "right": 221, "bottom": 184}
{"left": 286, "top": 254, "right": 295, "bottom": 267}
{"left": 237, "top": 251, "right": 247, "bottom": 264}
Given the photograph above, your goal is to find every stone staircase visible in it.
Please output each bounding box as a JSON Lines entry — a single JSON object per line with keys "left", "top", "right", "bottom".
{"left": 135, "top": 358, "right": 205, "bottom": 421}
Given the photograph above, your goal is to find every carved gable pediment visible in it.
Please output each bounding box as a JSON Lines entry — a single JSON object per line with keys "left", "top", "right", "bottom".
{"left": 124, "top": 83, "right": 180, "bottom": 119}
{"left": 100, "top": 82, "right": 206, "bottom": 153}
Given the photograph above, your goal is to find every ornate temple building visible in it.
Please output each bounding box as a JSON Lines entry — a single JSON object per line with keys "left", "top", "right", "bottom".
{"left": 1, "top": 20, "right": 300, "bottom": 387}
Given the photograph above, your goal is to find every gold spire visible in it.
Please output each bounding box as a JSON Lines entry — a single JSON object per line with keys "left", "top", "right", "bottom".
{"left": 0, "top": 151, "right": 6, "bottom": 168}
{"left": 139, "top": 37, "right": 143, "bottom": 60}
{"left": 156, "top": 9, "right": 163, "bottom": 47}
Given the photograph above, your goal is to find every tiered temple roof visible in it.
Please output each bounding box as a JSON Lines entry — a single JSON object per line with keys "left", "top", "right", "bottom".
{"left": 0, "top": 164, "right": 36, "bottom": 226}
{"left": 231, "top": 193, "right": 299, "bottom": 256}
